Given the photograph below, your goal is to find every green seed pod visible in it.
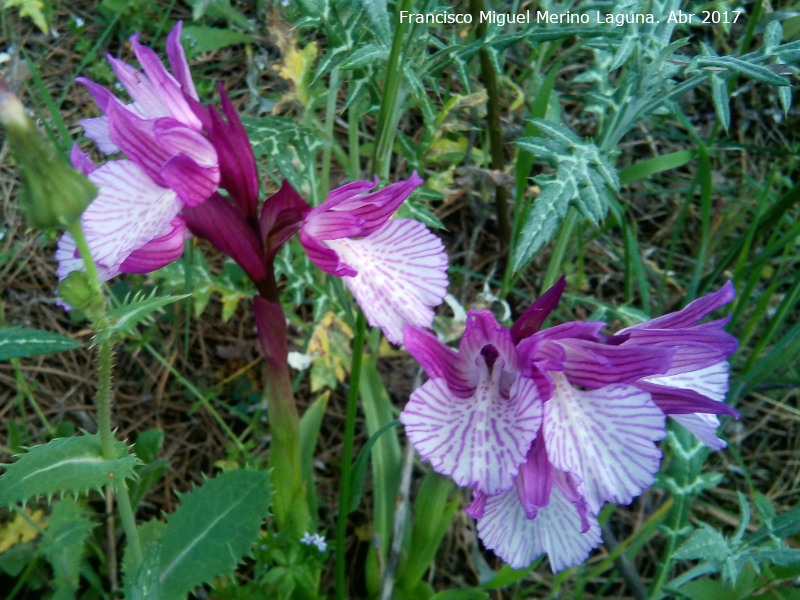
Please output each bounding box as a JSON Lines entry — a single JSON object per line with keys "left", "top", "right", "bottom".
{"left": 0, "top": 78, "right": 97, "bottom": 229}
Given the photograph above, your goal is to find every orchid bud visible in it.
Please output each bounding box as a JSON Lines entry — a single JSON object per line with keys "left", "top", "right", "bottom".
{"left": 0, "top": 78, "right": 96, "bottom": 229}
{"left": 57, "top": 271, "right": 103, "bottom": 316}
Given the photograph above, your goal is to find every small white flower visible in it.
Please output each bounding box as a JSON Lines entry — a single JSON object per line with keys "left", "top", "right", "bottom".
{"left": 300, "top": 532, "right": 327, "bottom": 552}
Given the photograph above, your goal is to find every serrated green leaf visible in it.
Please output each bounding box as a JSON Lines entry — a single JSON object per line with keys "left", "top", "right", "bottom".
{"left": 338, "top": 43, "right": 389, "bottom": 70}
{"left": 0, "top": 328, "right": 81, "bottom": 361}
{"left": 512, "top": 182, "right": 570, "bottom": 271}
{"left": 181, "top": 25, "right": 253, "bottom": 59}
{"left": 129, "top": 542, "right": 162, "bottom": 600}
{"left": 41, "top": 498, "right": 96, "bottom": 591}
{"left": 675, "top": 524, "right": 730, "bottom": 560}
{"left": 513, "top": 121, "right": 618, "bottom": 269}
{"left": 96, "top": 292, "right": 188, "bottom": 345}
{"left": 0, "top": 435, "right": 139, "bottom": 507}
{"left": 123, "top": 519, "right": 165, "bottom": 597}
{"left": 711, "top": 74, "right": 731, "bottom": 131}
{"left": 158, "top": 469, "right": 272, "bottom": 600}
{"left": 696, "top": 56, "right": 791, "bottom": 87}
{"left": 358, "top": 0, "right": 391, "bottom": 44}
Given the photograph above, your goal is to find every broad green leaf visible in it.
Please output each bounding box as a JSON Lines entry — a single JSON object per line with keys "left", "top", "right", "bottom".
{"left": 359, "top": 360, "right": 402, "bottom": 556}
{"left": 158, "top": 469, "right": 272, "bottom": 600}
{"left": 483, "top": 562, "right": 538, "bottom": 590}
{"left": 619, "top": 150, "right": 696, "bottom": 186}
{"left": 181, "top": 25, "right": 253, "bottom": 59}
{"left": 0, "top": 435, "right": 139, "bottom": 507}
{"left": 299, "top": 392, "right": 329, "bottom": 524}
{"left": 96, "top": 292, "right": 188, "bottom": 345}
{"left": 396, "top": 472, "right": 458, "bottom": 591}
{"left": 41, "top": 498, "right": 96, "bottom": 592}
{"left": 0, "top": 327, "right": 80, "bottom": 361}
{"left": 348, "top": 420, "right": 401, "bottom": 514}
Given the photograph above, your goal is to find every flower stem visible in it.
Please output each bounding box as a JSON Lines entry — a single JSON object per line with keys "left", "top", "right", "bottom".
{"left": 372, "top": 0, "right": 414, "bottom": 179}
{"left": 114, "top": 479, "right": 142, "bottom": 574}
{"left": 542, "top": 206, "right": 579, "bottom": 292}
{"left": 470, "top": 0, "right": 511, "bottom": 256}
{"left": 335, "top": 309, "right": 367, "bottom": 600}
{"left": 320, "top": 67, "right": 340, "bottom": 200}
{"left": 66, "top": 221, "right": 104, "bottom": 304}
{"left": 66, "top": 219, "right": 143, "bottom": 580}
{"left": 96, "top": 341, "right": 114, "bottom": 460}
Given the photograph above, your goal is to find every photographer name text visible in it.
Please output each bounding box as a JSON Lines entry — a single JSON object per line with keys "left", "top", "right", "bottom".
{"left": 399, "top": 9, "right": 744, "bottom": 27}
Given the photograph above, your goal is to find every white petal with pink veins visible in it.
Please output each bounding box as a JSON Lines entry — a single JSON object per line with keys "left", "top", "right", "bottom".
{"left": 671, "top": 413, "right": 726, "bottom": 450}
{"left": 401, "top": 371, "right": 542, "bottom": 495}
{"left": 478, "top": 484, "right": 602, "bottom": 572}
{"left": 644, "top": 361, "right": 729, "bottom": 402}
{"left": 57, "top": 160, "right": 181, "bottom": 282}
{"left": 327, "top": 219, "right": 448, "bottom": 345}
{"left": 544, "top": 372, "right": 666, "bottom": 513}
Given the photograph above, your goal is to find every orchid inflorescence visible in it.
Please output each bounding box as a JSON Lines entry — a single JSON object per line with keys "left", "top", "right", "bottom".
{"left": 58, "top": 22, "right": 739, "bottom": 574}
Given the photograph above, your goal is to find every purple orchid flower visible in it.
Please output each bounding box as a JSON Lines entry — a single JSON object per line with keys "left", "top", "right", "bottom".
{"left": 57, "top": 23, "right": 220, "bottom": 291}
{"left": 400, "top": 280, "right": 739, "bottom": 571}
{"left": 300, "top": 173, "right": 449, "bottom": 344}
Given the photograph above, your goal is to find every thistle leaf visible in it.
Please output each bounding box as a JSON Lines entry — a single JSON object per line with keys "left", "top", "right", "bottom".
{"left": 95, "top": 291, "right": 188, "bottom": 345}
{"left": 513, "top": 120, "right": 619, "bottom": 270}
{"left": 0, "top": 327, "right": 80, "bottom": 362}
{"left": 0, "top": 435, "right": 139, "bottom": 508}
{"left": 158, "top": 469, "right": 272, "bottom": 600}
{"left": 41, "top": 498, "right": 96, "bottom": 592}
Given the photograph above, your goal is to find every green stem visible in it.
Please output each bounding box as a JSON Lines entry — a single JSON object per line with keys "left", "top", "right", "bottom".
{"left": 542, "top": 207, "right": 579, "bottom": 292}
{"left": 320, "top": 67, "right": 340, "bottom": 200}
{"left": 96, "top": 342, "right": 114, "bottom": 460}
{"left": 265, "top": 356, "right": 309, "bottom": 534}
{"left": 114, "top": 479, "right": 142, "bottom": 574}
{"left": 470, "top": 0, "right": 511, "bottom": 255}
{"left": 372, "top": 0, "right": 414, "bottom": 179}
{"left": 66, "top": 221, "right": 103, "bottom": 304}
{"left": 67, "top": 219, "right": 143, "bottom": 584}
{"left": 348, "top": 100, "right": 362, "bottom": 181}
{"left": 335, "top": 310, "right": 367, "bottom": 600}
{"left": 649, "top": 494, "right": 688, "bottom": 599}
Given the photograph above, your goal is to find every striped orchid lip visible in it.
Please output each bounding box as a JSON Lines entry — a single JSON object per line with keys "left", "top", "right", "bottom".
{"left": 300, "top": 173, "right": 449, "bottom": 345}
{"left": 400, "top": 281, "right": 739, "bottom": 572}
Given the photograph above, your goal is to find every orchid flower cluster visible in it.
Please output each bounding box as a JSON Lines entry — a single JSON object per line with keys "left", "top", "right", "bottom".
{"left": 57, "top": 22, "right": 448, "bottom": 349}
{"left": 401, "top": 278, "right": 739, "bottom": 571}
{"left": 56, "top": 22, "right": 740, "bottom": 576}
